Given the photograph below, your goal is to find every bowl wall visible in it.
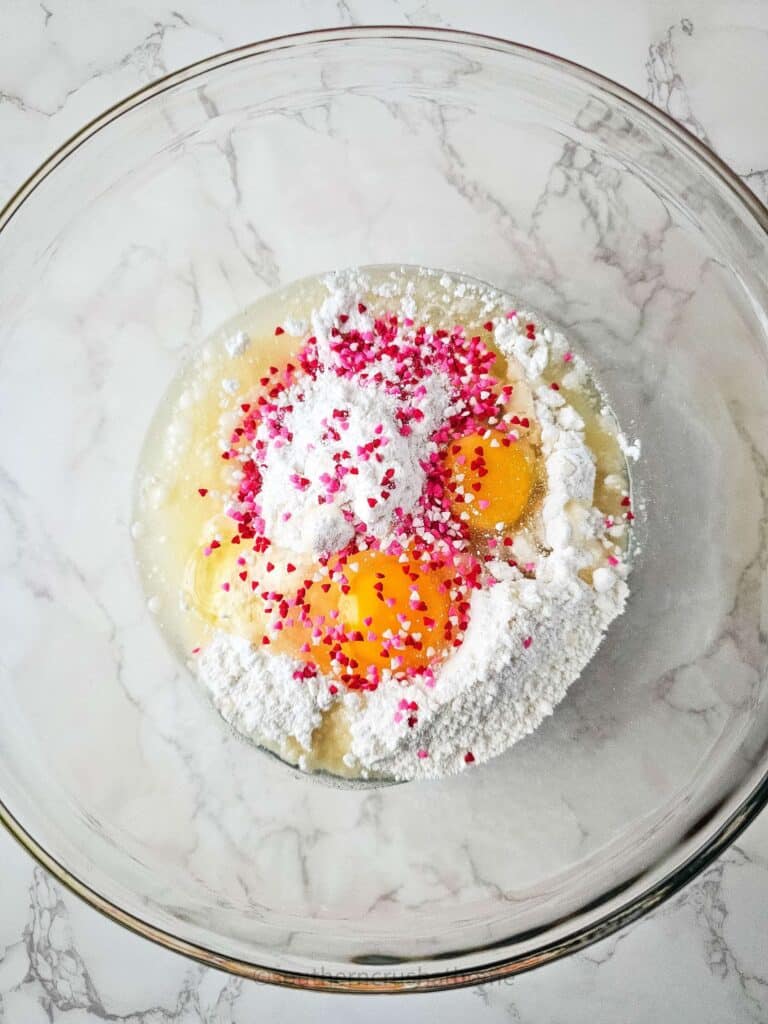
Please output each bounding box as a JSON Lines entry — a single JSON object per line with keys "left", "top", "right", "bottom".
{"left": 0, "top": 30, "right": 767, "bottom": 987}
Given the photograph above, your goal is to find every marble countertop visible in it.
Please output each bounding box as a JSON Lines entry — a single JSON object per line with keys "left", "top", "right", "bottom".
{"left": 1, "top": 1, "right": 767, "bottom": 1021}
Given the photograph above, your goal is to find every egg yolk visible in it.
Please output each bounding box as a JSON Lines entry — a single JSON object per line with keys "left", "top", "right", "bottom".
{"left": 185, "top": 517, "right": 259, "bottom": 635}
{"left": 287, "top": 549, "right": 455, "bottom": 679}
{"left": 444, "top": 430, "right": 535, "bottom": 532}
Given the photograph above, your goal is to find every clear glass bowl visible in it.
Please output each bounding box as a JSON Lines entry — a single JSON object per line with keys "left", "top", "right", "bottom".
{"left": 1, "top": 28, "right": 766, "bottom": 992}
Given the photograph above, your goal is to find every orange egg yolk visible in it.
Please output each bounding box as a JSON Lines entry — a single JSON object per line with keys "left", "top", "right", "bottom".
{"left": 444, "top": 430, "right": 535, "bottom": 532}
{"left": 281, "top": 549, "right": 456, "bottom": 679}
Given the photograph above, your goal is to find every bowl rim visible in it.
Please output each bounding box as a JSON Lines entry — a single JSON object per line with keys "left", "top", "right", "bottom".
{"left": 1, "top": 24, "right": 767, "bottom": 994}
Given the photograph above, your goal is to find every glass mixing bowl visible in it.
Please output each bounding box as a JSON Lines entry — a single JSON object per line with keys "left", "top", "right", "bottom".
{"left": 1, "top": 28, "right": 766, "bottom": 993}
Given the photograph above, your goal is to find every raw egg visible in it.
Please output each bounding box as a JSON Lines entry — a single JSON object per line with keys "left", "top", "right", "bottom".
{"left": 185, "top": 516, "right": 257, "bottom": 634}
{"left": 444, "top": 429, "right": 535, "bottom": 532}
{"left": 288, "top": 549, "right": 456, "bottom": 679}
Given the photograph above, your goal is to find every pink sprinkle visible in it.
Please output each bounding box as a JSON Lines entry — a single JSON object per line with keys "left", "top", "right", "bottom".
{"left": 221, "top": 582, "right": 230, "bottom": 592}
{"left": 191, "top": 647, "right": 201, "bottom": 655}
{"left": 522, "top": 635, "right": 533, "bottom": 649}
{"left": 608, "top": 555, "right": 620, "bottom": 566}
{"left": 417, "top": 749, "right": 428, "bottom": 759}
{"left": 563, "top": 351, "right": 574, "bottom": 363}
{"left": 394, "top": 711, "right": 403, "bottom": 723}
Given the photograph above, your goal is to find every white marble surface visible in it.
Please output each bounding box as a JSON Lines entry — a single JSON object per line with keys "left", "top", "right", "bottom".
{"left": 0, "top": 0, "right": 767, "bottom": 1020}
